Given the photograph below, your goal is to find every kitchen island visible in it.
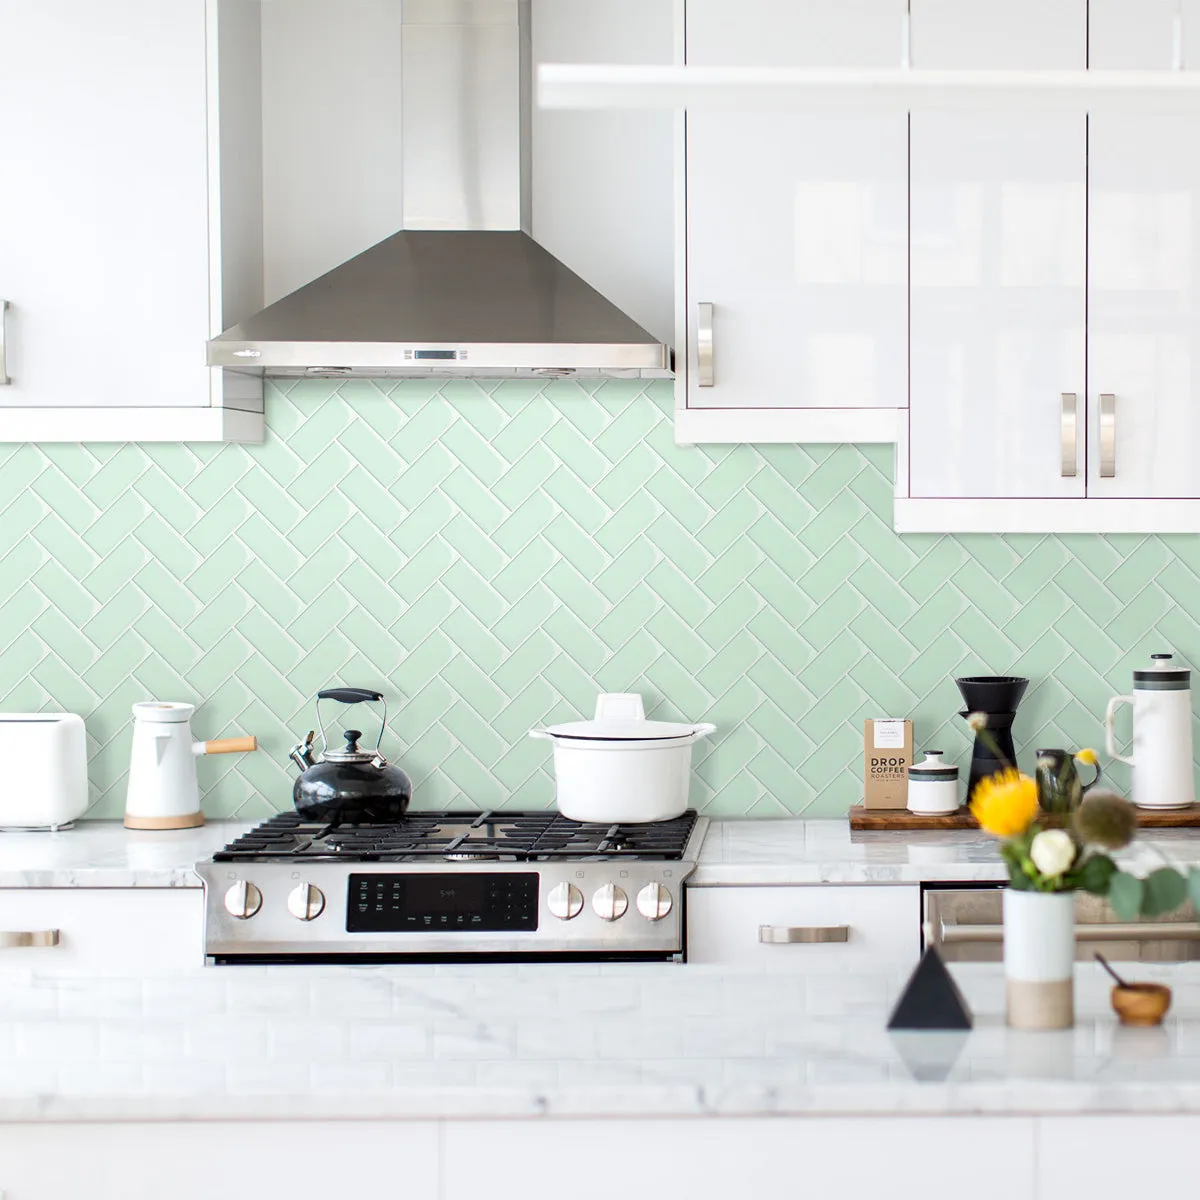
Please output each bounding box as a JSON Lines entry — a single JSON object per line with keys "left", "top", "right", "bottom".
{"left": 0, "top": 959, "right": 1196, "bottom": 1197}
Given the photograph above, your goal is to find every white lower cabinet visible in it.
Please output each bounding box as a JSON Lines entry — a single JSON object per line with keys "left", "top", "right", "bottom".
{"left": 1038, "top": 1116, "right": 1200, "bottom": 1195}
{"left": 0, "top": 1122, "right": 439, "bottom": 1200}
{"left": 0, "top": 889, "right": 204, "bottom": 975}
{"left": 686, "top": 883, "right": 920, "bottom": 966}
{"left": 444, "top": 1118, "right": 1035, "bottom": 1200}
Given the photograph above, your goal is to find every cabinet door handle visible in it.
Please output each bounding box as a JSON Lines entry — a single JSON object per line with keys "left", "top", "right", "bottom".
{"left": 0, "top": 299, "right": 9, "bottom": 386}
{"left": 0, "top": 929, "right": 60, "bottom": 949}
{"left": 697, "top": 302, "right": 714, "bottom": 387}
{"left": 759, "top": 924, "right": 849, "bottom": 944}
{"left": 1060, "top": 393, "right": 1078, "bottom": 477}
{"left": 1100, "top": 393, "right": 1117, "bottom": 477}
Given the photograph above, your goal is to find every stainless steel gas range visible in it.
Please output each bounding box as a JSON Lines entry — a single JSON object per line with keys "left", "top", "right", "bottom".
{"left": 195, "top": 810, "right": 708, "bottom": 964}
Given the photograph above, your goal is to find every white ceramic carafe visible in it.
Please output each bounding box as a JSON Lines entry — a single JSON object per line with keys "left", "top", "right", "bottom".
{"left": 1105, "top": 654, "right": 1195, "bottom": 810}
{"left": 124, "top": 702, "right": 257, "bottom": 830}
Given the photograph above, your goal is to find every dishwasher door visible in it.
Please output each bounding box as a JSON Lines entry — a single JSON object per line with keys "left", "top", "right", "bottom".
{"left": 923, "top": 884, "right": 1200, "bottom": 963}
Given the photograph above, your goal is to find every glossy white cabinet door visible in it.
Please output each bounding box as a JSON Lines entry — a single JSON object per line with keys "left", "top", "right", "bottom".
{"left": 908, "top": 0, "right": 1087, "bottom": 498}
{"left": 0, "top": 0, "right": 210, "bottom": 409}
{"left": 684, "top": 0, "right": 908, "bottom": 412}
{"left": 445, "top": 1119, "right": 1037, "bottom": 1200}
{"left": 1088, "top": 0, "right": 1200, "bottom": 499}
{"left": 0, "top": 1122, "right": 439, "bottom": 1199}
{"left": 687, "top": 884, "right": 919, "bottom": 967}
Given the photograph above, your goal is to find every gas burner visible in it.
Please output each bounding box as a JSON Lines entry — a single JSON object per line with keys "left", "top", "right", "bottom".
{"left": 444, "top": 851, "right": 501, "bottom": 862}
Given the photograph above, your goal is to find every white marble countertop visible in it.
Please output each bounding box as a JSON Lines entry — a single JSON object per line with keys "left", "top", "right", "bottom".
{"left": 3, "top": 959, "right": 1200, "bottom": 1122}
{"left": 0, "top": 822, "right": 245, "bottom": 888}
{"left": 690, "top": 818, "right": 1200, "bottom": 886}
{"left": 3, "top": 816, "right": 1199, "bottom": 890}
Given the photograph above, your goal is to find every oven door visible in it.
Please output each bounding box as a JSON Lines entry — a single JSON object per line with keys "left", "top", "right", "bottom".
{"left": 923, "top": 883, "right": 1200, "bottom": 963}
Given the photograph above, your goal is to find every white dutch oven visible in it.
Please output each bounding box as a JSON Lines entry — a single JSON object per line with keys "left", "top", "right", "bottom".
{"left": 529, "top": 693, "right": 716, "bottom": 823}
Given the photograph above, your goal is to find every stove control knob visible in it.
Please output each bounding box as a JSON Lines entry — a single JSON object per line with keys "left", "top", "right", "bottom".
{"left": 287, "top": 882, "right": 326, "bottom": 921}
{"left": 547, "top": 881, "right": 584, "bottom": 921}
{"left": 636, "top": 882, "right": 673, "bottom": 921}
{"left": 592, "top": 883, "right": 628, "bottom": 922}
{"left": 223, "top": 880, "right": 262, "bottom": 920}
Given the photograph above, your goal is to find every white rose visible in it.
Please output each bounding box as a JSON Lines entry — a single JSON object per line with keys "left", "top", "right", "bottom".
{"left": 1030, "top": 829, "right": 1076, "bottom": 878}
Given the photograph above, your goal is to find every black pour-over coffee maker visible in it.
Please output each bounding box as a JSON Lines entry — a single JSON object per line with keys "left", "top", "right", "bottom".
{"left": 956, "top": 676, "right": 1029, "bottom": 801}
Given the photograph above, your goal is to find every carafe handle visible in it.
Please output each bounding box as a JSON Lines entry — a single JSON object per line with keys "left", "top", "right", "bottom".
{"left": 1105, "top": 695, "right": 1135, "bottom": 766}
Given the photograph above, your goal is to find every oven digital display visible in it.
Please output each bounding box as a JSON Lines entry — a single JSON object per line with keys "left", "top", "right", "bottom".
{"left": 347, "top": 873, "right": 539, "bottom": 933}
{"left": 405, "top": 875, "right": 485, "bottom": 915}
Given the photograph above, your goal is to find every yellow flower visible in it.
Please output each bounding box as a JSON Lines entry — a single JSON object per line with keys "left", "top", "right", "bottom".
{"left": 970, "top": 770, "right": 1039, "bottom": 838}
{"left": 1075, "top": 747, "right": 1099, "bottom": 767}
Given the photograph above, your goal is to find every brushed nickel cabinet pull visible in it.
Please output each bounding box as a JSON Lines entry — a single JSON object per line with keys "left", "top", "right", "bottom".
{"left": 1100, "top": 393, "right": 1117, "bottom": 477}
{"left": 697, "top": 302, "right": 714, "bottom": 387}
{"left": 0, "top": 299, "right": 9, "bottom": 385}
{"left": 0, "top": 929, "right": 60, "bottom": 949}
{"left": 1061, "top": 392, "right": 1078, "bottom": 477}
{"left": 759, "top": 924, "right": 849, "bottom": 944}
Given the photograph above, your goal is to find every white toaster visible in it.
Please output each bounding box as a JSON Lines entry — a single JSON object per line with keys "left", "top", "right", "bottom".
{"left": 0, "top": 713, "right": 88, "bottom": 829}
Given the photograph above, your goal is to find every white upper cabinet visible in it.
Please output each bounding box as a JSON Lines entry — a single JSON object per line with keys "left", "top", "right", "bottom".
{"left": 0, "top": 0, "right": 262, "bottom": 442}
{"left": 900, "top": 0, "right": 1200, "bottom": 529}
{"left": 678, "top": 0, "right": 908, "bottom": 444}
{"left": 1088, "top": 0, "right": 1200, "bottom": 501}
{"left": 906, "top": 0, "right": 1087, "bottom": 503}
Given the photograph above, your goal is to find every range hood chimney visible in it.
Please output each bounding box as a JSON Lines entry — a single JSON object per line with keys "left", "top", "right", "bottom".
{"left": 208, "top": 1, "right": 670, "bottom": 380}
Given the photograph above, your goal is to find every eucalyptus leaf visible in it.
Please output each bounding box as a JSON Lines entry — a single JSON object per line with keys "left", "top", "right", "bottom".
{"left": 1189, "top": 868, "right": 1200, "bottom": 915}
{"left": 1109, "top": 871, "right": 1145, "bottom": 921}
{"left": 1074, "top": 853, "right": 1117, "bottom": 896}
{"left": 1141, "top": 868, "right": 1189, "bottom": 917}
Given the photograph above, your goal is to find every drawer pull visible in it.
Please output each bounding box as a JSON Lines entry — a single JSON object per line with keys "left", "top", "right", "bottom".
{"left": 759, "top": 924, "right": 849, "bottom": 945}
{"left": 927, "top": 920, "right": 1200, "bottom": 945}
{"left": 0, "top": 929, "right": 60, "bottom": 949}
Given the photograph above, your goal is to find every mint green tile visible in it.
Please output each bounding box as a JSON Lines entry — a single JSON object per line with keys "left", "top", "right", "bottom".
{"left": 438, "top": 607, "right": 507, "bottom": 675}
{"left": 542, "top": 560, "right": 607, "bottom": 626}
{"left": 391, "top": 491, "right": 454, "bottom": 556}
{"left": 135, "top": 513, "right": 201, "bottom": 579}
{"left": 541, "top": 512, "right": 609, "bottom": 579}
{"left": 184, "top": 540, "right": 252, "bottom": 604}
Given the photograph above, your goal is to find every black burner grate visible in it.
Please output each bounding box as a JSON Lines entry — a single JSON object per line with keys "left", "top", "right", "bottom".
{"left": 212, "top": 809, "right": 699, "bottom": 863}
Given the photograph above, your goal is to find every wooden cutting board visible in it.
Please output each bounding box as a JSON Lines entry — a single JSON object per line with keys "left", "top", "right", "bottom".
{"left": 848, "top": 804, "right": 1200, "bottom": 831}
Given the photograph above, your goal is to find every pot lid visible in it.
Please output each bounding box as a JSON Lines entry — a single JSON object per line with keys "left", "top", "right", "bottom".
{"left": 538, "top": 693, "right": 707, "bottom": 742}
{"left": 1134, "top": 652, "right": 1190, "bottom": 686}
{"left": 321, "top": 729, "right": 388, "bottom": 765}
{"left": 908, "top": 750, "right": 958, "bottom": 777}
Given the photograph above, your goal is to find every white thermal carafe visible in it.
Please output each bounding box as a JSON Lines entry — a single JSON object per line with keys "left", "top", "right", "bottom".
{"left": 1105, "top": 654, "right": 1195, "bottom": 810}
{"left": 124, "top": 702, "right": 257, "bottom": 829}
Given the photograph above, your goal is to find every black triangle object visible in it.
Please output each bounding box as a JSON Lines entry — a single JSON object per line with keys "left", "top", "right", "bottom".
{"left": 887, "top": 947, "right": 973, "bottom": 1031}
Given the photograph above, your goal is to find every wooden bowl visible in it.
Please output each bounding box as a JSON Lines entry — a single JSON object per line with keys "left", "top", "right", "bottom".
{"left": 1111, "top": 983, "right": 1172, "bottom": 1026}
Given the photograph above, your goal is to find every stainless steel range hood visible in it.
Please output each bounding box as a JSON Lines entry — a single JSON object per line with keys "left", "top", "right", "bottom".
{"left": 208, "top": 1, "right": 669, "bottom": 379}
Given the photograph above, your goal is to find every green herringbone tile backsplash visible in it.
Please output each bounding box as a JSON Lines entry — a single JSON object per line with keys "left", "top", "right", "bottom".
{"left": 6, "top": 376, "right": 1198, "bottom": 820}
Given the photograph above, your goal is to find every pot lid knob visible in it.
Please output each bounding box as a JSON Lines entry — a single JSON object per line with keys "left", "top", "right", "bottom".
{"left": 343, "top": 729, "right": 362, "bottom": 752}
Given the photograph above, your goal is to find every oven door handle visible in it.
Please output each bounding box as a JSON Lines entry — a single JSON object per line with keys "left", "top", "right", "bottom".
{"left": 927, "top": 920, "right": 1200, "bottom": 945}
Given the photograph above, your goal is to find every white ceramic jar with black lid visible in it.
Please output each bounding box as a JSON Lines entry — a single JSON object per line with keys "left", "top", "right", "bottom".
{"left": 907, "top": 750, "right": 960, "bottom": 815}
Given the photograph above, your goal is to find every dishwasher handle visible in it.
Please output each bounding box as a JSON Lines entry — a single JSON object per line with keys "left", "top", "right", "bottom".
{"left": 926, "top": 920, "right": 1200, "bottom": 945}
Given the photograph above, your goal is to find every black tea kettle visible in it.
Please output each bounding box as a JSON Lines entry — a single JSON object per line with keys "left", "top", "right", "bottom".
{"left": 289, "top": 688, "right": 412, "bottom": 824}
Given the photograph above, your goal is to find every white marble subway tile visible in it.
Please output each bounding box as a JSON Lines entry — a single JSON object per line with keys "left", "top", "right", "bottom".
{"left": 99, "top": 1020, "right": 186, "bottom": 1062}
{"left": 347, "top": 1021, "right": 430, "bottom": 1060}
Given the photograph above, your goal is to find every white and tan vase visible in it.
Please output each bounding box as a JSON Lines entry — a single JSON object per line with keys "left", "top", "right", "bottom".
{"left": 1003, "top": 889, "right": 1075, "bottom": 1030}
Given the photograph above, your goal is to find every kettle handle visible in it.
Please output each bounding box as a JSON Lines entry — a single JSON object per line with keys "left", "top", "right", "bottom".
{"left": 1105, "top": 695, "right": 1135, "bottom": 766}
{"left": 315, "top": 688, "right": 387, "bottom": 757}
{"left": 318, "top": 688, "right": 384, "bottom": 704}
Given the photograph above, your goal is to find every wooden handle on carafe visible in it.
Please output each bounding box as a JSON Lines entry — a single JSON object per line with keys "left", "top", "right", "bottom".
{"left": 203, "top": 736, "right": 257, "bottom": 755}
